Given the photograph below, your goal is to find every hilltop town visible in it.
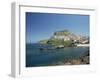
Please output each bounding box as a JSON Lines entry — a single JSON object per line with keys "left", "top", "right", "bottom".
{"left": 39, "top": 30, "right": 89, "bottom": 48}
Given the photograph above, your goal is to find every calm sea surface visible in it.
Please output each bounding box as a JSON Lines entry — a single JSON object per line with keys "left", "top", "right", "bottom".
{"left": 26, "top": 43, "right": 89, "bottom": 67}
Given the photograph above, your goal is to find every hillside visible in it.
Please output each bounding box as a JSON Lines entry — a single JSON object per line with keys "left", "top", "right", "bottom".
{"left": 38, "top": 29, "right": 89, "bottom": 47}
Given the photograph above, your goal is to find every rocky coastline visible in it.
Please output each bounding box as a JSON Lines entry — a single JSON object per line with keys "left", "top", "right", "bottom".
{"left": 50, "top": 50, "right": 89, "bottom": 65}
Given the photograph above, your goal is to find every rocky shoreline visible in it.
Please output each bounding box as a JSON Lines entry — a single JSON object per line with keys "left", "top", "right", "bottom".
{"left": 51, "top": 50, "right": 89, "bottom": 65}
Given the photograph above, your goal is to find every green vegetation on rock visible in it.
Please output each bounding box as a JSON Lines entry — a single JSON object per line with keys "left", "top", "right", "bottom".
{"left": 39, "top": 39, "right": 48, "bottom": 44}
{"left": 47, "top": 39, "right": 73, "bottom": 47}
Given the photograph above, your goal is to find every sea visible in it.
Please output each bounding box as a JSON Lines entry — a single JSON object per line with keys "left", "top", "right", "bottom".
{"left": 26, "top": 43, "right": 89, "bottom": 67}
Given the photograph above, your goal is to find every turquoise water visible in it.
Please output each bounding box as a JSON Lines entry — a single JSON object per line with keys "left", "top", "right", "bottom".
{"left": 26, "top": 43, "right": 89, "bottom": 67}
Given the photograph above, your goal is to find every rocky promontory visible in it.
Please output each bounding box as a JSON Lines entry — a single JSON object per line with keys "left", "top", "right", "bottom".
{"left": 39, "top": 29, "right": 89, "bottom": 48}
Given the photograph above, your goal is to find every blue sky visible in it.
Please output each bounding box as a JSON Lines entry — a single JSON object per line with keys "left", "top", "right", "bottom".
{"left": 26, "top": 12, "right": 89, "bottom": 43}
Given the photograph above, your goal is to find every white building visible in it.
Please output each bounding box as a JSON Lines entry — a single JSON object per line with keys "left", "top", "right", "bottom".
{"left": 54, "top": 35, "right": 71, "bottom": 41}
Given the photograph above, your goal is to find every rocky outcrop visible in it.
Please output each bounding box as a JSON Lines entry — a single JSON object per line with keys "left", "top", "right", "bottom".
{"left": 50, "top": 50, "right": 89, "bottom": 65}
{"left": 39, "top": 29, "right": 89, "bottom": 46}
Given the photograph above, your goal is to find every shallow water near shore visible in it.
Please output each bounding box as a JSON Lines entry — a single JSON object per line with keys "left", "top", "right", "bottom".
{"left": 26, "top": 43, "right": 89, "bottom": 67}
